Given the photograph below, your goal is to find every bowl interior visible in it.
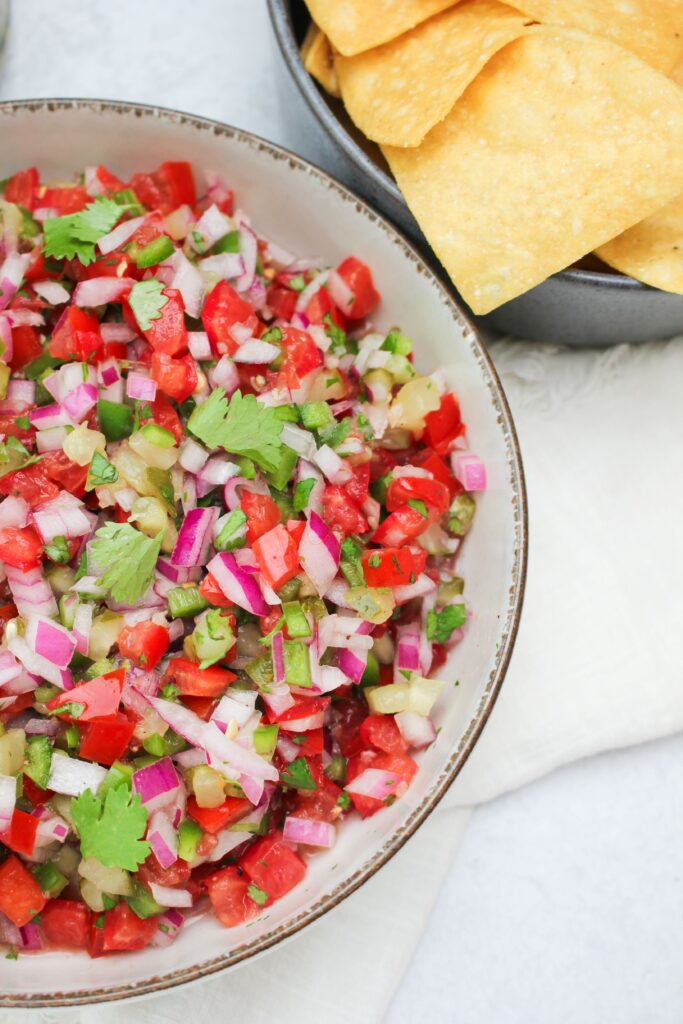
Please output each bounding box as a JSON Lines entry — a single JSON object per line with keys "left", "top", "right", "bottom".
{"left": 271, "top": 0, "right": 646, "bottom": 293}
{"left": 0, "top": 100, "right": 525, "bottom": 1007}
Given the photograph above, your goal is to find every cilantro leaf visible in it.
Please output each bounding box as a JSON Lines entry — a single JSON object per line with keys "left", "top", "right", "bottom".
{"left": 323, "top": 312, "right": 347, "bottom": 354}
{"left": 87, "top": 450, "right": 118, "bottom": 489}
{"left": 71, "top": 786, "right": 150, "bottom": 871}
{"left": 89, "top": 522, "right": 163, "bottom": 605}
{"left": 43, "top": 197, "right": 125, "bottom": 266}
{"left": 293, "top": 478, "right": 316, "bottom": 513}
{"left": 246, "top": 883, "right": 269, "bottom": 907}
{"left": 407, "top": 498, "right": 429, "bottom": 520}
{"left": 280, "top": 756, "right": 317, "bottom": 790}
{"left": 128, "top": 279, "right": 169, "bottom": 331}
{"left": 426, "top": 604, "right": 467, "bottom": 644}
{"left": 43, "top": 534, "right": 70, "bottom": 564}
{"left": 187, "top": 389, "right": 283, "bottom": 474}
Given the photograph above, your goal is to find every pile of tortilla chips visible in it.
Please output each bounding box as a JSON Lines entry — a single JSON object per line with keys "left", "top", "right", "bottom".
{"left": 302, "top": 0, "right": 683, "bottom": 314}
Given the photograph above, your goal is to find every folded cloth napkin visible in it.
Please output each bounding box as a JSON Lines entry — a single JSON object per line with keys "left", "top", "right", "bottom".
{"left": 7, "top": 336, "right": 683, "bottom": 1024}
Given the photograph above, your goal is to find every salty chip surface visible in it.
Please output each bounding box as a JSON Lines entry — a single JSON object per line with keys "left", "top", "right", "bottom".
{"left": 384, "top": 28, "right": 683, "bottom": 314}
{"left": 305, "top": 0, "right": 460, "bottom": 57}
{"left": 596, "top": 194, "right": 683, "bottom": 294}
{"left": 335, "top": 0, "right": 533, "bottom": 147}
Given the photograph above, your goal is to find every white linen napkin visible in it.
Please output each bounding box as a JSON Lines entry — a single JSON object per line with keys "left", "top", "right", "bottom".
{"left": 12, "top": 335, "right": 681, "bottom": 1024}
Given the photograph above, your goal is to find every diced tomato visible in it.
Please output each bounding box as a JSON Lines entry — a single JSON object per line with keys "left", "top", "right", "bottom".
{"left": 0, "top": 526, "right": 43, "bottom": 570}
{"left": 386, "top": 476, "right": 449, "bottom": 516}
{"left": 187, "top": 795, "right": 252, "bottom": 834}
{"left": 268, "top": 696, "right": 330, "bottom": 727}
{"left": 322, "top": 485, "right": 368, "bottom": 537}
{"left": 40, "top": 450, "right": 89, "bottom": 498}
{"left": 293, "top": 757, "right": 342, "bottom": 823}
{"left": 5, "top": 167, "right": 39, "bottom": 210}
{"left": 252, "top": 523, "right": 299, "bottom": 590}
{"left": 241, "top": 491, "right": 281, "bottom": 545}
{"left": 0, "top": 691, "right": 34, "bottom": 725}
{"left": 346, "top": 751, "right": 418, "bottom": 818}
{"left": 40, "top": 899, "right": 90, "bottom": 948}
{"left": 285, "top": 518, "right": 305, "bottom": 545}
{"left": 201, "top": 280, "right": 257, "bottom": 353}
{"left": 346, "top": 463, "right": 370, "bottom": 507}
{"left": 9, "top": 324, "right": 43, "bottom": 370}
{"left": 329, "top": 694, "right": 368, "bottom": 757}
{"left": 277, "top": 327, "right": 323, "bottom": 389}
{"left": 150, "top": 352, "right": 197, "bottom": 403}
{"left": 335, "top": 257, "right": 380, "bottom": 320}
{"left": 163, "top": 657, "right": 236, "bottom": 697}
{"left": 124, "top": 287, "right": 187, "bottom": 356}
{"left": 137, "top": 852, "right": 191, "bottom": 890}
{"left": 286, "top": 727, "right": 324, "bottom": 758}
{"left": 180, "top": 695, "right": 217, "bottom": 719}
{"left": 359, "top": 715, "right": 407, "bottom": 755}
{"left": 413, "top": 448, "right": 461, "bottom": 499}
{"left": 0, "top": 855, "right": 47, "bottom": 927}
{"left": 199, "top": 571, "right": 234, "bottom": 608}
{"left": 240, "top": 831, "right": 306, "bottom": 901}
{"left": 266, "top": 283, "right": 297, "bottom": 321}
{"left": 95, "top": 903, "right": 157, "bottom": 955}
{"left": 49, "top": 306, "right": 102, "bottom": 362}
{"left": 21, "top": 776, "right": 51, "bottom": 807}
{"left": 93, "top": 165, "right": 126, "bottom": 194}
{"left": 3, "top": 808, "right": 39, "bottom": 857}
{"left": 129, "top": 161, "right": 196, "bottom": 215}
{"left": 423, "top": 393, "right": 464, "bottom": 455}
{"left": 118, "top": 622, "right": 169, "bottom": 671}
{"left": 371, "top": 503, "right": 439, "bottom": 547}
{"left": 141, "top": 393, "right": 183, "bottom": 443}
{"left": 361, "top": 546, "right": 427, "bottom": 587}
{"left": 204, "top": 866, "right": 262, "bottom": 928}
{"left": 78, "top": 712, "right": 135, "bottom": 766}
{"left": 305, "top": 286, "right": 346, "bottom": 330}
{"left": 47, "top": 669, "right": 125, "bottom": 722}
{"left": 0, "top": 462, "right": 59, "bottom": 508}
{"left": 40, "top": 185, "right": 90, "bottom": 214}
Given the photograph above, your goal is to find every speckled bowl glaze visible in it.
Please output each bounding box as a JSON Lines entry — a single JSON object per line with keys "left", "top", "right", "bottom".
{"left": 268, "top": 0, "right": 683, "bottom": 346}
{"left": 0, "top": 99, "right": 526, "bottom": 1007}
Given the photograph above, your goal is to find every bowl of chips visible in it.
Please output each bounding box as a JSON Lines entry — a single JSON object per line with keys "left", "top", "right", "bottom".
{"left": 269, "top": 0, "right": 683, "bottom": 345}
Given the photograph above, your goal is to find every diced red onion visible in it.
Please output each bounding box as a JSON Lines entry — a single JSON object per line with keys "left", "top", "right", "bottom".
{"left": 25, "top": 616, "right": 77, "bottom": 669}
{"left": 295, "top": 269, "right": 329, "bottom": 313}
{"left": 279, "top": 711, "right": 325, "bottom": 732}
{"left": 150, "top": 909, "right": 184, "bottom": 947}
{"left": 261, "top": 686, "right": 295, "bottom": 718}
{"left": 345, "top": 768, "right": 404, "bottom": 800}
{"left": 47, "top": 755, "right": 107, "bottom": 796}
{"left": 0, "top": 774, "right": 16, "bottom": 827}
{"left": 5, "top": 308, "right": 44, "bottom": 327}
{"left": 32, "top": 493, "right": 92, "bottom": 543}
{"left": 156, "top": 557, "right": 199, "bottom": 585}
{"left": 206, "top": 829, "right": 250, "bottom": 863}
{"left": 317, "top": 614, "right": 373, "bottom": 651}
{"left": 133, "top": 757, "right": 181, "bottom": 814}
{"left": 234, "top": 223, "right": 257, "bottom": 292}
{"left": 0, "top": 495, "right": 26, "bottom": 530}
{"left": 279, "top": 423, "right": 317, "bottom": 460}
{"left": 97, "top": 215, "right": 146, "bottom": 255}
{"left": 327, "top": 269, "right": 354, "bottom": 314}
{"left": 101, "top": 322, "right": 137, "bottom": 344}
{"left": 199, "top": 252, "right": 244, "bottom": 280}
{"left": 239, "top": 773, "right": 264, "bottom": 806}
{"left": 395, "top": 710, "right": 437, "bottom": 750}
{"left": 276, "top": 733, "right": 301, "bottom": 763}
{"left": 283, "top": 815, "right": 336, "bottom": 848}
{"left": 271, "top": 630, "right": 286, "bottom": 686}
{"left": 451, "top": 451, "right": 486, "bottom": 491}
{"left": 35, "top": 426, "right": 67, "bottom": 453}
{"left": 162, "top": 249, "right": 204, "bottom": 319}
{"left": 0, "top": 912, "right": 21, "bottom": 947}
{"left": 24, "top": 716, "right": 59, "bottom": 738}
{"left": 73, "top": 276, "right": 134, "bottom": 307}
{"left": 295, "top": 459, "right": 324, "bottom": 514}
{"left": 209, "top": 355, "right": 240, "bottom": 396}
{"left": 193, "top": 204, "right": 233, "bottom": 250}
{"left": 61, "top": 382, "right": 98, "bottom": 423}
{"left": 313, "top": 443, "right": 353, "bottom": 485}
{"left": 125, "top": 370, "right": 156, "bottom": 402}
{"left": 206, "top": 551, "right": 269, "bottom": 616}
{"left": 18, "top": 922, "right": 42, "bottom": 951}
{"left": 232, "top": 339, "right": 279, "bottom": 364}
{"left": 35, "top": 811, "right": 70, "bottom": 845}
{"left": 149, "top": 883, "right": 192, "bottom": 909}
{"left": 187, "top": 331, "right": 212, "bottom": 361}
{"left": 171, "top": 506, "right": 218, "bottom": 567}
{"left": 211, "top": 694, "right": 256, "bottom": 731}
{"left": 393, "top": 573, "right": 438, "bottom": 604}
{"left": 147, "top": 810, "right": 178, "bottom": 869}
{"left": 337, "top": 647, "right": 368, "bottom": 684}
{"left": 396, "top": 624, "right": 421, "bottom": 674}
{"left": 0, "top": 650, "right": 22, "bottom": 687}
{"left": 198, "top": 455, "right": 240, "bottom": 487}
{"left": 0, "top": 253, "right": 30, "bottom": 305}
{"left": 28, "top": 403, "right": 74, "bottom": 430}
{"left": 6, "top": 566, "right": 57, "bottom": 618}
{"left": 299, "top": 511, "right": 340, "bottom": 597}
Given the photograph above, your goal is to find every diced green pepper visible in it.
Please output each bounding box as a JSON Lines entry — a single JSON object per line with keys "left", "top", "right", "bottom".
{"left": 33, "top": 684, "right": 60, "bottom": 705}
{"left": 283, "top": 641, "right": 311, "bottom": 688}
{"left": 168, "top": 585, "right": 209, "bottom": 619}
{"left": 245, "top": 652, "right": 274, "bottom": 691}
{"left": 253, "top": 724, "right": 279, "bottom": 758}
{"left": 32, "top": 862, "right": 68, "bottom": 898}
{"left": 381, "top": 329, "right": 412, "bottom": 356}
{"left": 301, "top": 401, "right": 334, "bottom": 430}
{"left": 272, "top": 403, "right": 299, "bottom": 423}
{"left": 370, "top": 472, "right": 393, "bottom": 505}
{"left": 98, "top": 760, "right": 133, "bottom": 798}
{"left": 282, "top": 601, "right": 312, "bottom": 639}
{"left": 24, "top": 737, "right": 52, "bottom": 789}
{"left": 324, "top": 753, "right": 347, "bottom": 785}
{"left": 211, "top": 229, "right": 240, "bottom": 254}
{"left": 447, "top": 493, "right": 476, "bottom": 536}
{"left": 58, "top": 594, "right": 76, "bottom": 629}
{"left": 436, "top": 578, "right": 465, "bottom": 605}
{"left": 24, "top": 353, "right": 60, "bottom": 381}
{"left": 214, "top": 508, "right": 247, "bottom": 552}
{"left": 360, "top": 650, "right": 379, "bottom": 687}
{"left": 113, "top": 188, "right": 145, "bottom": 216}
{"left": 340, "top": 536, "right": 365, "bottom": 588}
{"left": 97, "top": 399, "right": 133, "bottom": 441}
{"left": 139, "top": 422, "right": 175, "bottom": 448}
{"left": 127, "top": 879, "right": 164, "bottom": 918}
{"left": 277, "top": 577, "right": 301, "bottom": 602}
{"left": 177, "top": 818, "right": 203, "bottom": 863}
{"left": 134, "top": 235, "right": 175, "bottom": 269}
{"left": 85, "top": 657, "right": 115, "bottom": 679}
{"left": 264, "top": 445, "right": 298, "bottom": 491}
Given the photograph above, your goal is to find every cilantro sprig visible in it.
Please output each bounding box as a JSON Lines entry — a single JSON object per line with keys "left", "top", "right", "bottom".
{"left": 187, "top": 389, "right": 284, "bottom": 474}
{"left": 43, "top": 197, "right": 125, "bottom": 266}
{"left": 128, "top": 279, "right": 169, "bottom": 331}
{"left": 426, "top": 604, "right": 467, "bottom": 644}
{"left": 89, "top": 522, "right": 163, "bottom": 605}
{"left": 279, "top": 756, "right": 317, "bottom": 791}
{"left": 71, "top": 786, "right": 150, "bottom": 871}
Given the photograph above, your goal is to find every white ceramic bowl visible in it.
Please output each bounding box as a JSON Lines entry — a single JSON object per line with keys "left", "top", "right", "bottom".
{"left": 0, "top": 100, "right": 526, "bottom": 1008}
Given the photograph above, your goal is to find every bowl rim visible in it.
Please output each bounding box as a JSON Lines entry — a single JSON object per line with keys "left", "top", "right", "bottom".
{"left": 0, "top": 96, "right": 528, "bottom": 1008}
{"left": 267, "top": 0, "right": 653, "bottom": 295}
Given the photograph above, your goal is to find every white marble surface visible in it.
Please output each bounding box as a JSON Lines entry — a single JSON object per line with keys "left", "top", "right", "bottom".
{"left": 0, "top": 3, "right": 680, "bottom": 1022}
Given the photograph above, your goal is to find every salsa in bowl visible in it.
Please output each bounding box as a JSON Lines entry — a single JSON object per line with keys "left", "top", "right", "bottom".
{"left": 0, "top": 100, "right": 525, "bottom": 1006}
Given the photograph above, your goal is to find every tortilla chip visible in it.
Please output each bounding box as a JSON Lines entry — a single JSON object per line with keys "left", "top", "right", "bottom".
{"left": 595, "top": 194, "right": 683, "bottom": 293}
{"left": 304, "top": 0, "right": 460, "bottom": 57}
{"left": 672, "top": 55, "right": 683, "bottom": 87}
{"left": 508, "top": 0, "right": 683, "bottom": 73}
{"left": 335, "top": 0, "right": 533, "bottom": 148}
{"left": 383, "top": 27, "right": 683, "bottom": 315}
{"left": 301, "top": 24, "right": 340, "bottom": 98}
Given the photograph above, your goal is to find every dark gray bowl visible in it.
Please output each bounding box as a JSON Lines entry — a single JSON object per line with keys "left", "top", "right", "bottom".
{"left": 268, "top": 0, "right": 683, "bottom": 346}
